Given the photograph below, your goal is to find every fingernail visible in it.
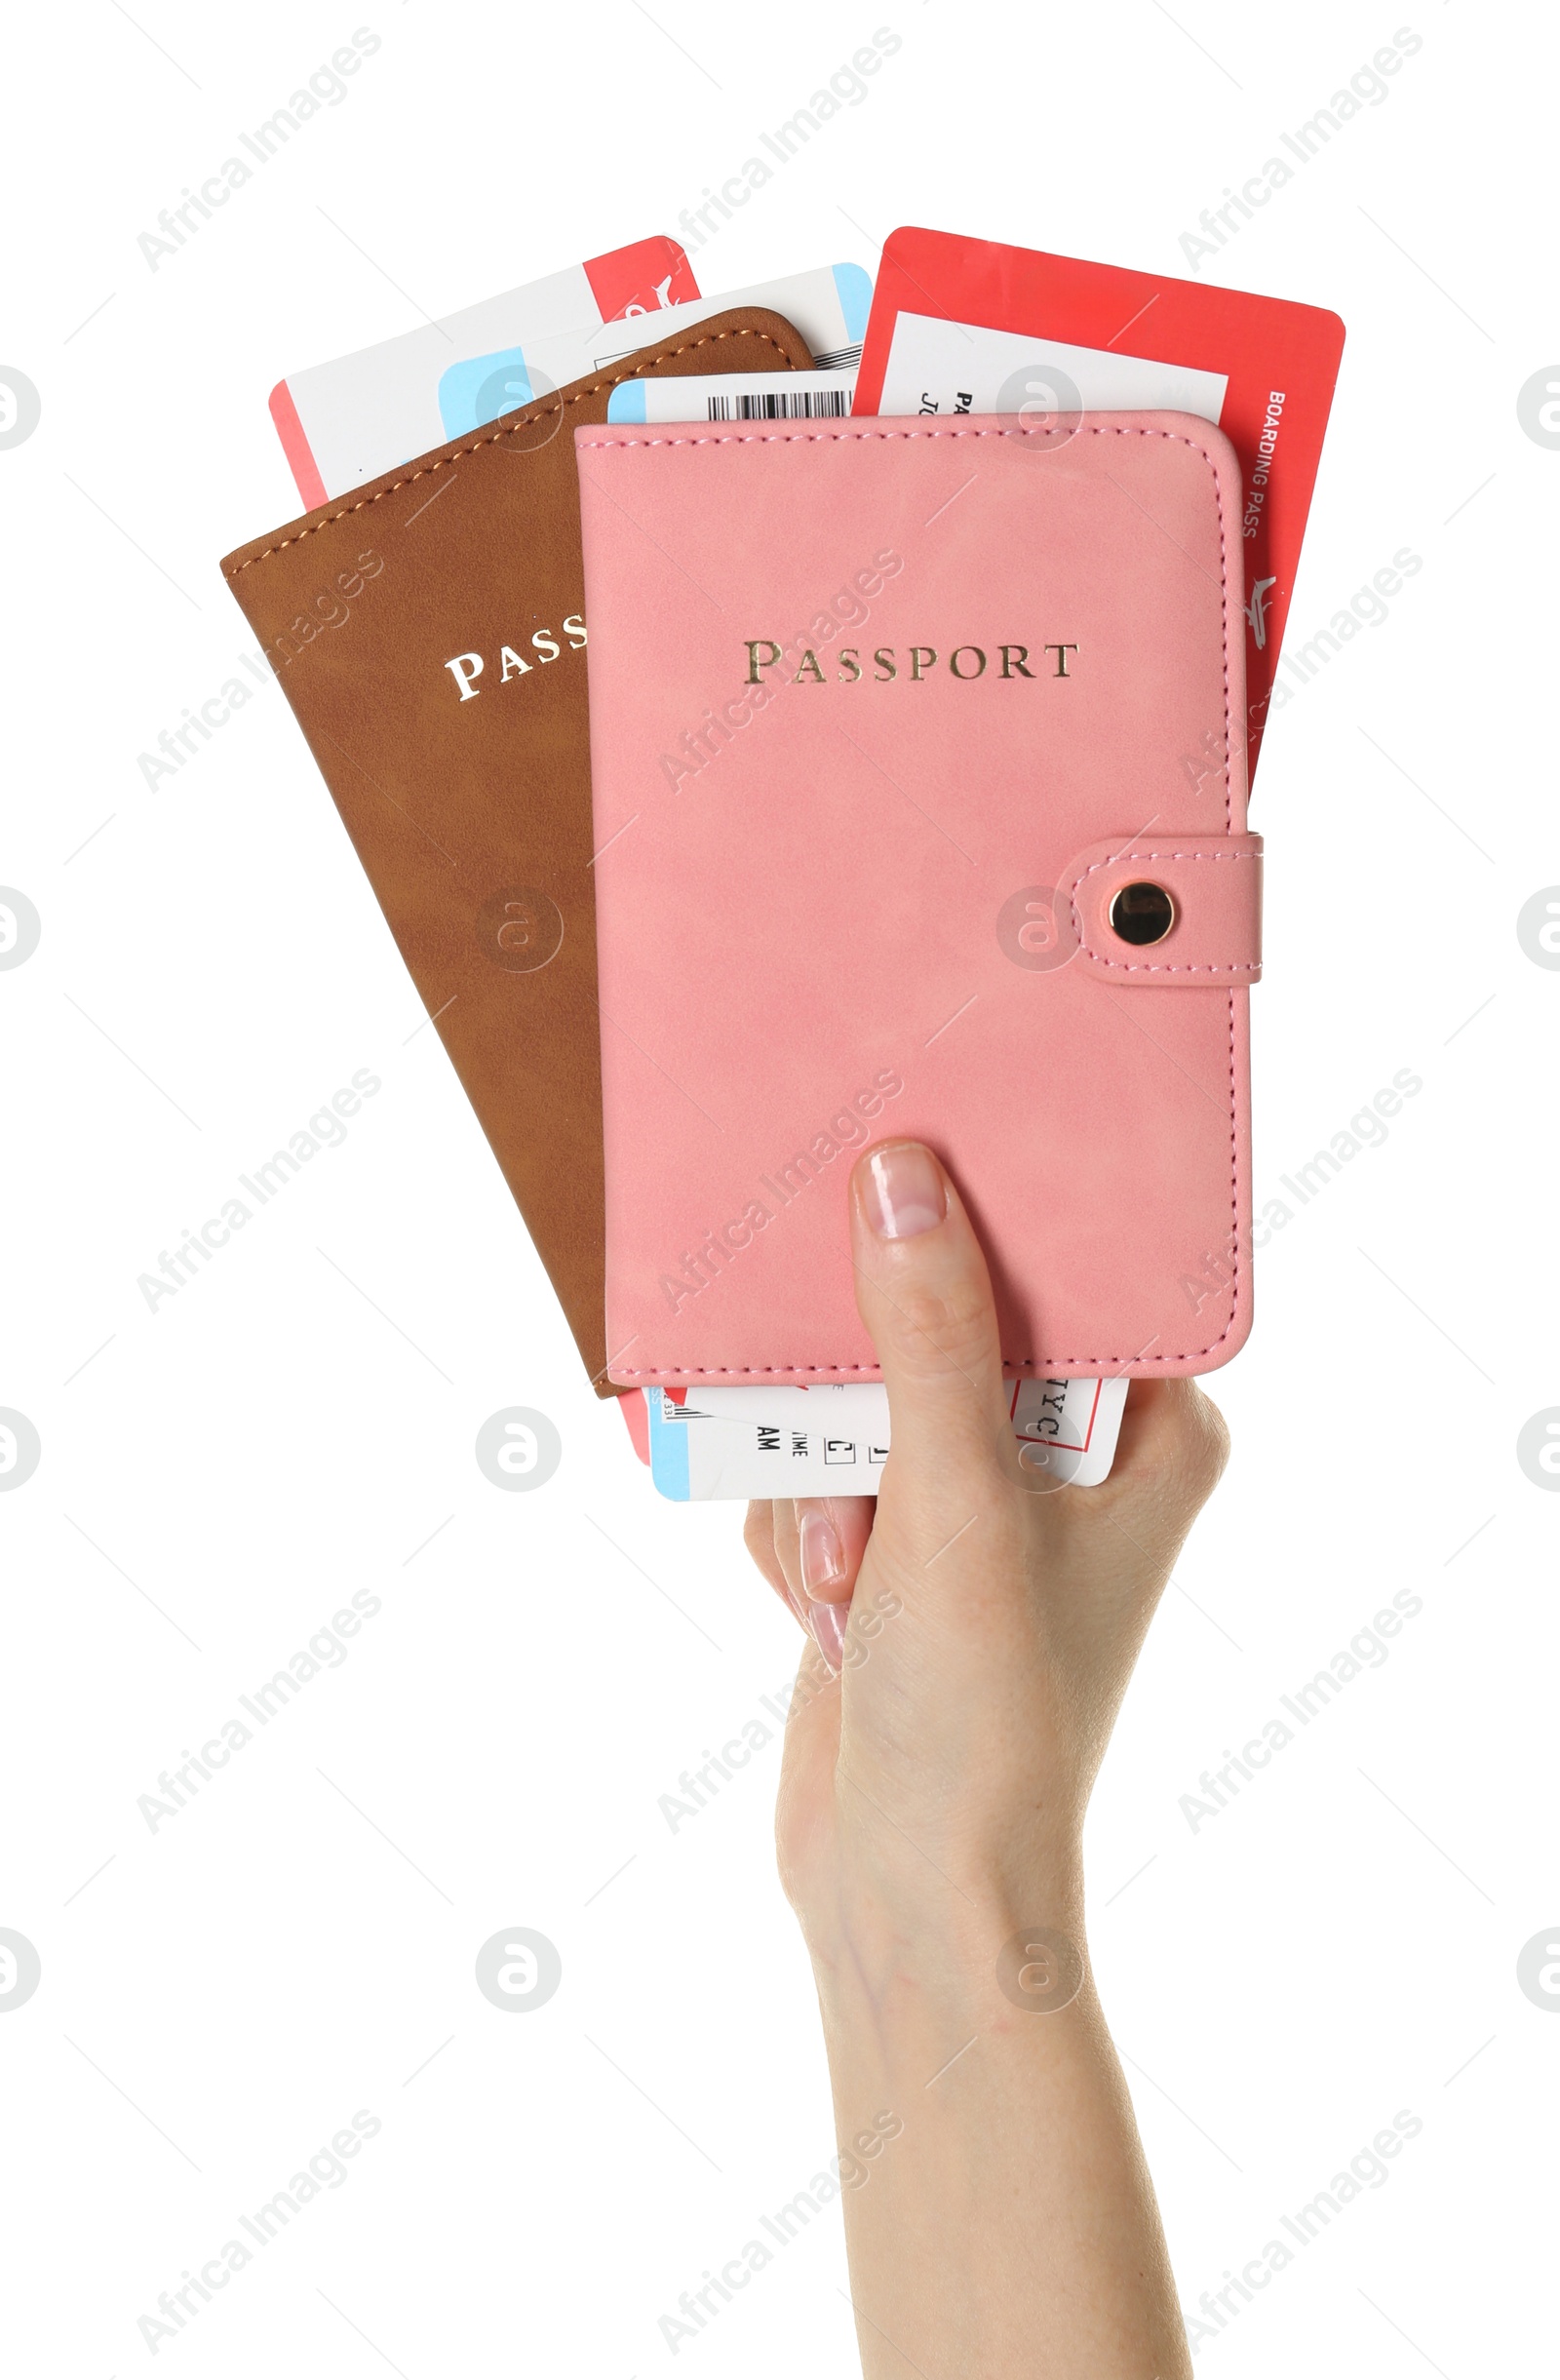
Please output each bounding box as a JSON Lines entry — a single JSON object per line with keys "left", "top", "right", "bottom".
{"left": 800, "top": 1506, "right": 845, "bottom": 1596}
{"left": 808, "top": 1600, "right": 848, "bottom": 1673}
{"left": 862, "top": 1143, "right": 946, "bottom": 1240}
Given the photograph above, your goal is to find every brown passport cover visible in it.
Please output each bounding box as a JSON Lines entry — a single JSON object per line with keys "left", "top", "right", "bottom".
{"left": 219, "top": 307, "right": 814, "bottom": 1393}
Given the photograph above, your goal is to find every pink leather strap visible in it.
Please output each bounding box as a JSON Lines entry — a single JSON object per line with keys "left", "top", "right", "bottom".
{"left": 1060, "top": 834, "right": 1264, "bottom": 986}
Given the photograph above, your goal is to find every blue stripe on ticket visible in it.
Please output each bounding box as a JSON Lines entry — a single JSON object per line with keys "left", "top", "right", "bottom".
{"left": 644, "top": 1388, "right": 691, "bottom": 1501}
{"left": 833, "top": 262, "right": 872, "bottom": 342}
{"left": 438, "top": 347, "right": 535, "bottom": 438}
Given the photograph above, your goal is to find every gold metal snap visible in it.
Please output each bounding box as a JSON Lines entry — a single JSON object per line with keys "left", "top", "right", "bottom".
{"left": 1109, "top": 881, "right": 1176, "bottom": 947}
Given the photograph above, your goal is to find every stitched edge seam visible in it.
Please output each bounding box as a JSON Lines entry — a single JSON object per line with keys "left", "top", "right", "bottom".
{"left": 222, "top": 330, "right": 798, "bottom": 578}
{"left": 599, "top": 421, "right": 1246, "bottom": 1372}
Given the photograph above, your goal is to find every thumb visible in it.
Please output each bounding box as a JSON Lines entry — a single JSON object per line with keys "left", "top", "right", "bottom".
{"left": 848, "top": 1141, "right": 1012, "bottom": 1491}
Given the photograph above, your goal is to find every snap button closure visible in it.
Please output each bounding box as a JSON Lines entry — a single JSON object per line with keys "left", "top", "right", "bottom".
{"left": 1109, "top": 881, "right": 1176, "bottom": 947}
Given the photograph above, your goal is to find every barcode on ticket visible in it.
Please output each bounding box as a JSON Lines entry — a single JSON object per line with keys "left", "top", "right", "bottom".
{"left": 607, "top": 370, "right": 861, "bottom": 427}
{"left": 706, "top": 385, "right": 854, "bottom": 419}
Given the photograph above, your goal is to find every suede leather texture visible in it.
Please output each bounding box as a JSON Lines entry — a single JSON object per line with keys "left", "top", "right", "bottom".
{"left": 576, "top": 411, "right": 1257, "bottom": 1386}
{"left": 220, "top": 308, "right": 815, "bottom": 1395}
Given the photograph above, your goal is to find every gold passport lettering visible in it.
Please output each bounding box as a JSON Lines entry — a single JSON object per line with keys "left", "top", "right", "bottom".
{"left": 744, "top": 639, "right": 1077, "bottom": 683}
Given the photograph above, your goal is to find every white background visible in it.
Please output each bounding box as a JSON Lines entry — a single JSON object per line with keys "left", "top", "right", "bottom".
{"left": 2, "top": 2, "right": 1555, "bottom": 2371}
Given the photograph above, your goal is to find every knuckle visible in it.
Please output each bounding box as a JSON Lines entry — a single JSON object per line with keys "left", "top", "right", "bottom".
{"left": 1161, "top": 1382, "right": 1231, "bottom": 1507}
{"left": 1184, "top": 1385, "right": 1231, "bottom": 1495}
{"left": 879, "top": 1271, "right": 995, "bottom": 1378}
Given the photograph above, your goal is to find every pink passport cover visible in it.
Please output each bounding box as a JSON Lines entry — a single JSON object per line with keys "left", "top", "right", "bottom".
{"left": 576, "top": 413, "right": 1257, "bottom": 1387}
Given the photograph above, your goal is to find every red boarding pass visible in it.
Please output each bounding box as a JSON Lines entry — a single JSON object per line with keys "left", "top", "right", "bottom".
{"left": 853, "top": 225, "right": 1345, "bottom": 782}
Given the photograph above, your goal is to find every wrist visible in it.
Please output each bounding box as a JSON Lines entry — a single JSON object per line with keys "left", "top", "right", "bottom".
{"left": 802, "top": 1856, "right": 1090, "bottom": 2053}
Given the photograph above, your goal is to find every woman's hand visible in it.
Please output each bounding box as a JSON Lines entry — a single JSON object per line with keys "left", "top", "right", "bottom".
{"left": 743, "top": 1139, "right": 1228, "bottom": 2378}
